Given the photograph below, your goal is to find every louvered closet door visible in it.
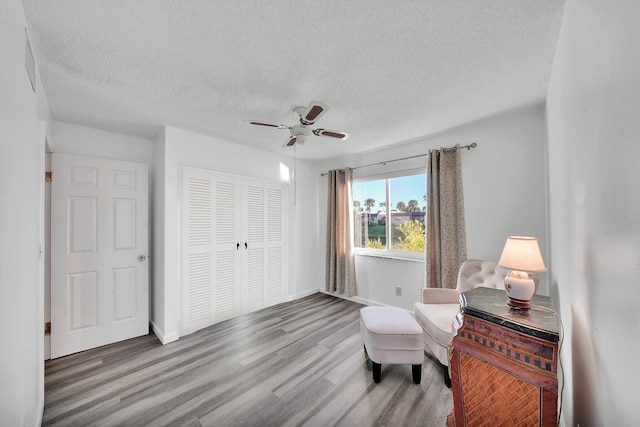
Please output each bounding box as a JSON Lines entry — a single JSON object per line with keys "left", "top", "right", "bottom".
{"left": 181, "top": 168, "right": 286, "bottom": 336}
{"left": 213, "top": 175, "right": 239, "bottom": 322}
{"left": 181, "top": 169, "right": 215, "bottom": 335}
{"left": 265, "top": 184, "right": 286, "bottom": 307}
{"left": 245, "top": 180, "right": 266, "bottom": 312}
{"left": 244, "top": 180, "right": 286, "bottom": 311}
{"left": 181, "top": 170, "right": 240, "bottom": 335}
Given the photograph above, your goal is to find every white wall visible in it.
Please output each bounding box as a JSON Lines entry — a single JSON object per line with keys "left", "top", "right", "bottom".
{"left": 290, "top": 155, "right": 323, "bottom": 300}
{"left": 0, "top": 1, "right": 48, "bottom": 424}
{"left": 546, "top": 0, "right": 640, "bottom": 424}
{"left": 151, "top": 126, "right": 320, "bottom": 342}
{"left": 49, "top": 120, "right": 153, "bottom": 163}
{"left": 317, "top": 105, "right": 549, "bottom": 311}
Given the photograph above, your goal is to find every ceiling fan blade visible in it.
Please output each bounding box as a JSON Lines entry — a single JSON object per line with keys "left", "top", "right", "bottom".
{"left": 284, "top": 135, "right": 297, "bottom": 147}
{"left": 249, "top": 121, "right": 288, "bottom": 129}
{"left": 312, "top": 128, "right": 350, "bottom": 140}
{"left": 300, "top": 101, "right": 328, "bottom": 125}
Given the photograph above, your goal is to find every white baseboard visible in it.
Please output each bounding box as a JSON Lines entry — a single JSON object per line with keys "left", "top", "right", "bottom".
{"left": 36, "top": 390, "right": 44, "bottom": 427}
{"left": 288, "top": 288, "right": 320, "bottom": 301}
{"left": 150, "top": 320, "right": 179, "bottom": 345}
{"left": 287, "top": 288, "right": 380, "bottom": 306}
{"left": 318, "top": 289, "right": 414, "bottom": 314}
{"left": 319, "top": 289, "right": 379, "bottom": 307}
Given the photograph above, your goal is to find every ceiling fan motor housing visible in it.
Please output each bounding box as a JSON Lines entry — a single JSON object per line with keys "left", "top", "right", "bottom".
{"left": 290, "top": 125, "right": 311, "bottom": 137}
{"left": 289, "top": 125, "right": 311, "bottom": 144}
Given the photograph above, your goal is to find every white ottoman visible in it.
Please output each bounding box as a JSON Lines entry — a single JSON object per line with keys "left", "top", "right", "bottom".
{"left": 360, "top": 306, "right": 424, "bottom": 384}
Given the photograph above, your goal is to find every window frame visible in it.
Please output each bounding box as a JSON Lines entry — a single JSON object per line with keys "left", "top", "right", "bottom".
{"left": 352, "top": 167, "right": 426, "bottom": 261}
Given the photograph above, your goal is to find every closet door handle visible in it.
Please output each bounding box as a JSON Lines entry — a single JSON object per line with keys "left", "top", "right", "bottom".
{"left": 245, "top": 242, "right": 248, "bottom": 250}
{"left": 237, "top": 243, "right": 240, "bottom": 250}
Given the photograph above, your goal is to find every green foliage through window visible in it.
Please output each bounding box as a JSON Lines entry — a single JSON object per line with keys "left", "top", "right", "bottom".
{"left": 366, "top": 237, "right": 385, "bottom": 249}
{"left": 393, "top": 220, "right": 425, "bottom": 252}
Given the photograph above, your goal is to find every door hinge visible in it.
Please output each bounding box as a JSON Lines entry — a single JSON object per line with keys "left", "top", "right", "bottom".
{"left": 45, "top": 322, "right": 51, "bottom": 336}
{"left": 45, "top": 171, "right": 52, "bottom": 182}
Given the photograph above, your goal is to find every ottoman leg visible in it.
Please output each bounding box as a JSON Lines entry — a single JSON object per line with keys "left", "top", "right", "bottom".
{"left": 412, "top": 364, "right": 422, "bottom": 384}
{"left": 372, "top": 362, "right": 381, "bottom": 383}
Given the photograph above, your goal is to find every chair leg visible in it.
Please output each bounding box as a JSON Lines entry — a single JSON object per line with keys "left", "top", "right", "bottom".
{"left": 372, "top": 362, "right": 381, "bottom": 383}
{"left": 412, "top": 364, "right": 422, "bottom": 384}
{"left": 443, "top": 364, "right": 451, "bottom": 388}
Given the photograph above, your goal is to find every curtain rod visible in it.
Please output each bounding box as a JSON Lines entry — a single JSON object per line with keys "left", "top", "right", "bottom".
{"left": 320, "top": 142, "right": 477, "bottom": 176}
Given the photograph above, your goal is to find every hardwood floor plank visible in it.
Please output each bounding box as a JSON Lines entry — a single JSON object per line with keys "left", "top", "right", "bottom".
{"left": 321, "top": 335, "right": 368, "bottom": 386}
{"left": 267, "top": 376, "right": 337, "bottom": 427}
{"left": 198, "top": 386, "right": 281, "bottom": 427}
{"left": 43, "top": 293, "right": 453, "bottom": 426}
{"left": 44, "top": 396, "right": 121, "bottom": 427}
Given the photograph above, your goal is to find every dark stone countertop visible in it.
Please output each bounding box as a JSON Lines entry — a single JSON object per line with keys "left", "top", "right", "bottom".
{"left": 459, "top": 287, "right": 560, "bottom": 342}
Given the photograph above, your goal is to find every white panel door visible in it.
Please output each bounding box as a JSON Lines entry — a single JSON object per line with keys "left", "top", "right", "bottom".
{"left": 51, "top": 154, "right": 148, "bottom": 358}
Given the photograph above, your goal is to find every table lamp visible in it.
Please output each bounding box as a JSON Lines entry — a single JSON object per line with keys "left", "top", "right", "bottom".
{"left": 498, "top": 236, "right": 546, "bottom": 309}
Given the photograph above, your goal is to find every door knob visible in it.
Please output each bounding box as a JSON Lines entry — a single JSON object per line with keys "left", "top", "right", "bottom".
{"left": 138, "top": 255, "right": 146, "bottom": 261}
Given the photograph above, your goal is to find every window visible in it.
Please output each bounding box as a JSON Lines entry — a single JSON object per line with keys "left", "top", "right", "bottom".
{"left": 353, "top": 171, "right": 426, "bottom": 259}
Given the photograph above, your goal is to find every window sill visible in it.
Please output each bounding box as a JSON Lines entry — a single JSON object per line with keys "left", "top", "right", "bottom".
{"left": 354, "top": 252, "right": 425, "bottom": 263}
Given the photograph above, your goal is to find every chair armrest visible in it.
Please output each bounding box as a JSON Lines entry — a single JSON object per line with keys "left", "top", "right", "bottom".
{"left": 421, "top": 288, "right": 460, "bottom": 304}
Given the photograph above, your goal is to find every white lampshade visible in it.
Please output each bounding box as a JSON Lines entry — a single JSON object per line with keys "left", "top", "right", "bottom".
{"left": 498, "top": 236, "right": 546, "bottom": 273}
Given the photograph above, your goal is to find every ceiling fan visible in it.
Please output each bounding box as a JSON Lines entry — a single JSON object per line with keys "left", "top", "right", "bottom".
{"left": 249, "top": 101, "right": 350, "bottom": 147}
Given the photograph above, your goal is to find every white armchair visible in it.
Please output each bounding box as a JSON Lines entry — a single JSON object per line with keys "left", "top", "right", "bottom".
{"left": 413, "top": 259, "right": 509, "bottom": 386}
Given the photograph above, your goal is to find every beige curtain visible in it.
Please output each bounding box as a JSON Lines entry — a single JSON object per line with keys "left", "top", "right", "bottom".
{"left": 325, "top": 168, "right": 357, "bottom": 296}
{"left": 425, "top": 145, "right": 467, "bottom": 289}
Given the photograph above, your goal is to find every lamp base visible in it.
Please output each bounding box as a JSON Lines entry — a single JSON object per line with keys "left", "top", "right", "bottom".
{"left": 507, "top": 297, "right": 531, "bottom": 310}
{"left": 504, "top": 273, "right": 535, "bottom": 310}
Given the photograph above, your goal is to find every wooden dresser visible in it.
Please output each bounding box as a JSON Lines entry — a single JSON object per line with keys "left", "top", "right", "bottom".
{"left": 448, "top": 287, "right": 559, "bottom": 426}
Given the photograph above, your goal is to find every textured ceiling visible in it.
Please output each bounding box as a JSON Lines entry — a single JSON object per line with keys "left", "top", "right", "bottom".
{"left": 22, "top": 0, "right": 565, "bottom": 160}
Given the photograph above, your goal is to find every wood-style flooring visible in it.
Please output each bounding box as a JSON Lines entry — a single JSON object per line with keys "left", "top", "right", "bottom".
{"left": 43, "top": 293, "right": 453, "bottom": 426}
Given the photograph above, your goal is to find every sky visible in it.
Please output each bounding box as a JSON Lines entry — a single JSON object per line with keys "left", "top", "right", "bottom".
{"left": 353, "top": 174, "right": 426, "bottom": 210}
